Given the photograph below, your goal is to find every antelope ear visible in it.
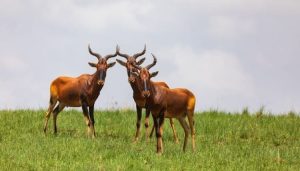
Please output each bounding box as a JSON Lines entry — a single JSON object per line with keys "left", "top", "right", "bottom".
{"left": 108, "top": 62, "right": 116, "bottom": 68}
{"left": 88, "top": 62, "right": 97, "bottom": 68}
{"left": 136, "top": 57, "right": 146, "bottom": 65}
{"left": 116, "top": 59, "right": 126, "bottom": 67}
{"left": 150, "top": 71, "right": 159, "bottom": 78}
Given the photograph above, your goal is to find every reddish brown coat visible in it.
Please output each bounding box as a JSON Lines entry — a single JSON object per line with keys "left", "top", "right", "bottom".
{"left": 133, "top": 56, "right": 196, "bottom": 154}
{"left": 43, "top": 45, "right": 117, "bottom": 138}
{"left": 116, "top": 46, "right": 178, "bottom": 143}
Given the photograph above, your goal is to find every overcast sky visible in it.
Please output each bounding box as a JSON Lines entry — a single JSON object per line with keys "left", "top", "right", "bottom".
{"left": 1, "top": 0, "right": 300, "bottom": 113}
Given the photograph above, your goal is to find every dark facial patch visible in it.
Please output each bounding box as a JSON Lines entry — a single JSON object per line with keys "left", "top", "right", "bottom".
{"left": 144, "top": 79, "right": 148, "bottom": 91}
{"left": 99, "top": 69, "right": 106, "bottom": 81}
{"left": 96, "top": 58, "right": 109, "bottom": 82}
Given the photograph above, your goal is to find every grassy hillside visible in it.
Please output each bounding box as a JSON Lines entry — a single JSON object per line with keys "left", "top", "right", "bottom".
{"left": 0, "top": 109, "right": 299, "bottom": 170}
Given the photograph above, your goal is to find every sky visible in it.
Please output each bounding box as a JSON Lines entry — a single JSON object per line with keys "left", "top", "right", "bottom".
{"left": 0, "top": 0, "right": 300, "bottom": 113}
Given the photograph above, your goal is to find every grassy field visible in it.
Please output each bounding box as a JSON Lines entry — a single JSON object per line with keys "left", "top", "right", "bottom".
{"left": 0, "top": 109, "right": 299, "bottom": 170}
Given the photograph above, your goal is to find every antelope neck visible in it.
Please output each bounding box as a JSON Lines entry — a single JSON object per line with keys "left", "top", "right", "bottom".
{"left": 129, "top": 76, "right": 140, "bottom": 94}
{"left": 91, "top": 71, "right": 103, "bottom": 90}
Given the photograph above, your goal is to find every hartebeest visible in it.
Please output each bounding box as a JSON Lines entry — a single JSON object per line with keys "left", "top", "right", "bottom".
{"left": 132, "top": 55, "right": 196, "bottom": 154}
{"left": 43, "top": 45, "right": 117, "bottom": 137}
{"left": 116, "top": 45, "right": 179, "bottom": 143}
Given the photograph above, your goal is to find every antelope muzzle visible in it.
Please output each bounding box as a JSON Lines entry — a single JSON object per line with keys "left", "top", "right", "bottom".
{"left": 97, "top": 80, "right": 105, "bottom": 86}
{"left": 142, "top": 90, "right": 150, "bottom": 98}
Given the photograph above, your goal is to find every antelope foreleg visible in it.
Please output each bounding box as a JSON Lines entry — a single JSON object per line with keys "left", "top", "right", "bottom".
{"left": 134, "top": 105, "right": 142, "bottom": 142}
{"left": 149, "top": 125, "right": 155, "bottom": 138}
{"left": 82, "top": 103, "right": 94, "bottom": 138}
{"left": 144, "top": 107, "right": 151, "bottom": 142}
{"left": 89, "top": 105, "right": 96, "bottom": 138}
{"left": 154, "top": 111, "right": 165, "bottom": 154}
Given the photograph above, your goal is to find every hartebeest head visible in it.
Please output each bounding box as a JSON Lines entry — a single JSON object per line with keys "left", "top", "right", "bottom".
{"left": 116, "top": 45, "right": 146, "bottom": 83}
{"left": 88, "top": 45, "right": 117, "bottom": 85}
{"left": 132, "top": 54, "right": 159, "bottom": 97}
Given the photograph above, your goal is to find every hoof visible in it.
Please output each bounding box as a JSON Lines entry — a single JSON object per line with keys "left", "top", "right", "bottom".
{"left": 157, "top": 151, "right": 163, "bottom": 156}
{"left": 86, "top": 127, "right": 91, "bottom": 136}
{"left": 133, "top": 138, "right": 139, "bottom": 144}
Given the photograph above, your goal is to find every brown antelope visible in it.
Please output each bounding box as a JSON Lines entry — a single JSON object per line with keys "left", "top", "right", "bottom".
{"left": 43, "top": 45, "right": 117, "bottom": 138}
{"left": 132, "top": 55, "right": 196, "bottom": 154}
{"left": 116, "top": 45, "right": 178, "bottom": 143}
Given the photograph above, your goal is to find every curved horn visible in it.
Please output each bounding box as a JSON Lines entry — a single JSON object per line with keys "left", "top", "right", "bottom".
{"left": 116, "top": 45, "right": 130, "bottom": 59}
{"left": 133, "top": 44, "right": 146, "bottom": 59}
{"left": 104, "top": 45, "right": 118, "bottom": 60}
{"left": 88, "top": 44, "right": 101, "bottom": 59}
{"left": 146, "top": 53, "right": 157, "bottom": 70}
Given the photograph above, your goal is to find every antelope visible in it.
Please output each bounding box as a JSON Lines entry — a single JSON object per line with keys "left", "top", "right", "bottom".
{"left": 132, "top": 55, "right": 196, "bottom": 154}
{"left": 43, "top": 45, "right": 117, "bottom": 138}
{"left": 116, "top": 45, "right": 179, "bottom": 143}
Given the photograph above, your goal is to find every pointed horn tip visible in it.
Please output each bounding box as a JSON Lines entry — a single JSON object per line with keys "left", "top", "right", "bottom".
{"left": 114, "top": 46, "right": 119, "bottom": 55}
{"left": 88, "top": 44, "right": 93, "bottom": 52}
{"left": 151, "top": 53, "right": 157, "bottom": 59}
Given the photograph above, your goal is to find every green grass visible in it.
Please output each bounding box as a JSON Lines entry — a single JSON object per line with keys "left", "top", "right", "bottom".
{"left": 0, "top": 109, "right": 299, "bottom": 170}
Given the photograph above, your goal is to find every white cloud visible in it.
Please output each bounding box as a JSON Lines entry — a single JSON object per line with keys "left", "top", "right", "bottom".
{"left": 0, "top": 83, "right": 13, "bottom": 108}
{"left": 0, "top": 0, "right": 153, "bottom": 32}
{"left": 209, "top": 16, "right": 255, "bottom": 39}
{"left": 162, "top": 46, "right": 253, "bottom": 93}
{"left": 157, "top": 46, "right": 256, "bottom": 111}
{"left": 0, "top": 56, "right": 28, "bottom": 72}
{"left": 0, "top": 0, "right": 300, "bottom": 113}
{"left": 179, "top": 0, "right": 300, "bottom": 15}
{"left": 40, "top": 1, "right": 153, "bottom": 32}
